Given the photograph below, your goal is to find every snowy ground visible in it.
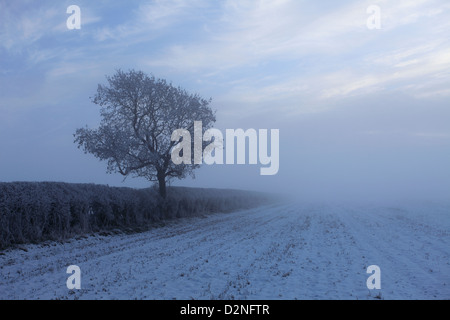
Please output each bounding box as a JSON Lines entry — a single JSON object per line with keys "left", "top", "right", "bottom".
{"left": 1, "top": 202, "right": 449, "bottom": 300}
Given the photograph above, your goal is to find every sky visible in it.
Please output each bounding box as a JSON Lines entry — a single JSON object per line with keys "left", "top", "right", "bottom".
{"left": 1, "top": 0, "right": 450, "bottom": 203}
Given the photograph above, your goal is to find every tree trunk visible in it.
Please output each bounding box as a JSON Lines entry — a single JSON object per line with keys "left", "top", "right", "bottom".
{"left": 157, "top": 173, "right": 167, "bottom": 199}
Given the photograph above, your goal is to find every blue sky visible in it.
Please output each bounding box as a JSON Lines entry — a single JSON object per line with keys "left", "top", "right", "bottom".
{"left": 1, "top": 0, "right": 450, "bottom": 202}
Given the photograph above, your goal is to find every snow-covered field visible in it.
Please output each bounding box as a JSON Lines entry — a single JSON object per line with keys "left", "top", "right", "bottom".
{"left": 1, "top": 202, "right": 449, "bottom": 300}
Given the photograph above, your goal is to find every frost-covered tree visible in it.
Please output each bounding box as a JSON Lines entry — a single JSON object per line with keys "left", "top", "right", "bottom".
{"left": 74, "top": 70, "right": 215, "bottom": 198}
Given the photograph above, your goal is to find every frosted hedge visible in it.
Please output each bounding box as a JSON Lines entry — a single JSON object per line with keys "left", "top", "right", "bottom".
{"left": 0, "top": 182, "right": 272, "bottom": 249}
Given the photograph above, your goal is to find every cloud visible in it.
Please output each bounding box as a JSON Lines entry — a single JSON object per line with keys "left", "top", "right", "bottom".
{"left": 143, "top": 0, "right": 371, "bottom": 71}
{"left": 93, "top": 0, "right": 210, "bottom": 42}
{"left": 143, "top": 0, "right": 449, "bottom": 67}
{"left": 2, "top": 0, "right": 450, "bottom": 117}
{"left": 0, "top": 4, "right": 58, "bottom": 51}
{"left": 379, "top": 0, "right": 450, "bottom": 30}
{"left": 0, "top": 1, "right": 101, "bottom": 53}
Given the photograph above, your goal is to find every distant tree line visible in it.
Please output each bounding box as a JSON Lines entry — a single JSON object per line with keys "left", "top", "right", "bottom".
{"left": 0, "top": 182, "right": 273, "bottom": 249}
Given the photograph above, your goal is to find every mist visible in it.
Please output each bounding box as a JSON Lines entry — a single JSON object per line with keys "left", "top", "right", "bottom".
{"left": 1, "top": 0, "right": 449, "bottom": 205}
{"left": 174, "top": 92, "right": 450, "bottom": 204}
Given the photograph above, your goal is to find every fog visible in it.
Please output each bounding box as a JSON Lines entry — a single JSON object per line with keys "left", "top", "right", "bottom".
{"left": 1, "top": 0, "right": 449, "bottom": 204}
{"left": 174, "top": 92, "right": 450, "bottom": 204}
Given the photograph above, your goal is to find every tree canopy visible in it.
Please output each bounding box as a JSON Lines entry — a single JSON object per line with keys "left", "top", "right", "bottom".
{"left": 74, "top": 69, "right": 216, "bottom": 198}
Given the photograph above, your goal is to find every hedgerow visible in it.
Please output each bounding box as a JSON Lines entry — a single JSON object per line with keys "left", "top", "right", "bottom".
{"left": 0, "top": 182, "right": 272, "bottom": 249}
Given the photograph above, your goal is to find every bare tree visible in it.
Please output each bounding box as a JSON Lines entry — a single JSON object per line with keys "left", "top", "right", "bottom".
{"left": 74, "top": 70, "right": 215, "bottom": 198}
